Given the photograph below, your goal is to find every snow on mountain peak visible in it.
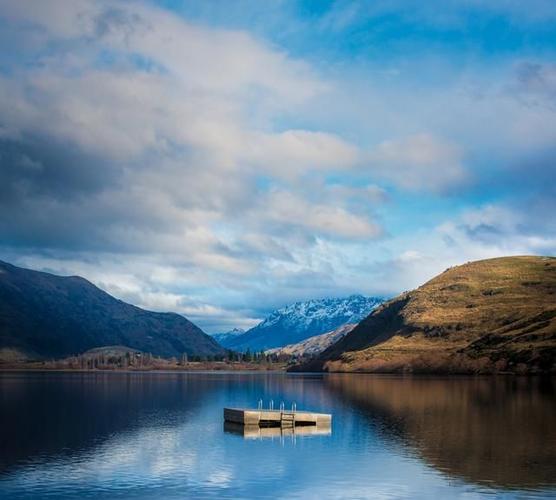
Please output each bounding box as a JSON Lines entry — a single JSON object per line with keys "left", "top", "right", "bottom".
{"left": 223, "top": 295, "right": 385, "bottom": 351}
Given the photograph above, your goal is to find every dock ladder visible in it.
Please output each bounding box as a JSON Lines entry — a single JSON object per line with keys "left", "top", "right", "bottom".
{"left": 280, "top": 402, "right": 296, "bottom": 427}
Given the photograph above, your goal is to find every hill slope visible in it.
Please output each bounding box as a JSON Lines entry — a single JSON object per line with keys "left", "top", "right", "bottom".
{"left": 300, "top": 256, "right": 556, "bottom": 374}
{"left": 223, "top": 295, "right": 384, "bottom": 352}
{"left": 266, "top": 323, "right": 357, "bottom": 358}
{"left": 0, "top": 260, "right": 225, "bottom": 359}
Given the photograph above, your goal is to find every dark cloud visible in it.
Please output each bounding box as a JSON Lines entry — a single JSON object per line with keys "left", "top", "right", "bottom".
{"left": 462, "top": 223, "right": 504, "bottom": 244}
{"left": 514, "top": 61, "right": 556, "bottom": 109}
{"left": 0, "top": 134, "right": 121, "bottom": 202}
{"left": 0, "top": 133, "right": 127, "bottom": 250}
{"left": 93, "top": 7, "right": 146, "bottom": 39}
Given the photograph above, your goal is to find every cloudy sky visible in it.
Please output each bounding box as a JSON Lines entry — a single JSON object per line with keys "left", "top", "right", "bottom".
{"left": 0, "top": 0, "right": 555, "bottom": 332}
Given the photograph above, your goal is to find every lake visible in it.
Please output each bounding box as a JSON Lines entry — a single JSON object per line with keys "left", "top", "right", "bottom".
{"left": 1, "top": 371, "right": 555, "bottom": 499}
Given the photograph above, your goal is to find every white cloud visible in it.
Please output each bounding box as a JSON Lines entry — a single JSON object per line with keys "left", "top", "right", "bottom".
{"left": 246, "top": 130, "right": 359, "bottom": 178}
{"left": 326, "top": 184, "right": 389, "bottom": 204}
{"left": 368, "top": 133, "right": 468, "bottom": 193}
{"left": 261, "top": 190, "right": 382, "bottom": 239}
{"left": 439, "top": 204, "right": 556, "bottom": 255}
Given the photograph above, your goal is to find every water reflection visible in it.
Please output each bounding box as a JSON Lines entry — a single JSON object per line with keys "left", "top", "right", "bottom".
{"left": 1, "top": 371, "right": 555, "bottom": 499}
{"left": 326, "top": 374, "right": 556, "bottom": 490}
{"left": 0, "top": 371, "right": 218, "bottom": 473}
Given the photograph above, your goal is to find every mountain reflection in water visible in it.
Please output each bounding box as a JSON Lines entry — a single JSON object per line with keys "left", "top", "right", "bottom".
{"left": 0, "top": 371, "right": 555, "bottom": 499}
{"left": 326, "top": 374, "right": 556, "bottom": 490}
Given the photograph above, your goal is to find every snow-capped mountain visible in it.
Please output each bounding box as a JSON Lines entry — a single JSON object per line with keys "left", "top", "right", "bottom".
{"left": 222, "top": 295, "right": 385, "bottom": 352}
{"left": 211, "top": 327, "right": 245, "bottom": 346}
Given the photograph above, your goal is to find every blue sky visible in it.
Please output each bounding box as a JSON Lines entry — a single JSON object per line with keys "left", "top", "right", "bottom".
{"left": 0, "top": 0, "right": 555, "bottom": 331}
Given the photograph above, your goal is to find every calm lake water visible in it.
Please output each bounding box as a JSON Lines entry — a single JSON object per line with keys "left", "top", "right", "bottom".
{"left": 1, "top": 371, "right": 555, "bottom": 499}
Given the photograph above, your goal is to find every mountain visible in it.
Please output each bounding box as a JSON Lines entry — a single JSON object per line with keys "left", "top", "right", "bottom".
{"left": 298, "top": 256, "right": 556, "bottom": 374}
{"left": 0, "top": 260, "right": 225, "bottom": 360}
{"left": 266, "top": 323, "right": 357, "bottom": 358}
{"left": 223, "top": 295, "right": 384, "bottom": 352}
{"left": 211, "top": 328, "right": 245, "bottom": 345}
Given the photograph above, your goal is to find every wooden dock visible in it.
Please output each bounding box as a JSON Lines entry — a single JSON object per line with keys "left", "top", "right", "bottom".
{"left": 223, "top": 407, "right": 332, "bottom": 428}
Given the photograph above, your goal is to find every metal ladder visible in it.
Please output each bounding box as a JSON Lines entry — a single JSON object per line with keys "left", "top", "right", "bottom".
{"left": 280, "top": 402, "right": 296, "bottom": 427}
{"left": 280, "top": 411, "right": 295, "bottom": 427}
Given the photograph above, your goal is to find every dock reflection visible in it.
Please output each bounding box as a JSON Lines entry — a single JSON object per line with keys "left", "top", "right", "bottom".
{"left": 224, "top": 421, "right": 332, "bottom": 439}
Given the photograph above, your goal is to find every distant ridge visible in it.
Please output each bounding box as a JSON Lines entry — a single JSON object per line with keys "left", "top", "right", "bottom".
{"left": 297, "top": 256, "right": 556, "bottom": 374}
{"left": 0, "top": 260, "right": 225, "bottom": 359}
{"left": 266, "top": 323, "right": 357, "bottom": 358}
{"left": 211, "top": 328, "right": 245, "bottom": 345}
{"left": 223, "top": 295, "right": 384, "bottom": 352}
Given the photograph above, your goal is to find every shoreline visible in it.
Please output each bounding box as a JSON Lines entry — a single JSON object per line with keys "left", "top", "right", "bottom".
{"left": 0, "top": 361, "right": 288, "bottom": 372}
{"left": 2, "top": 366, "right": 554, "bottom": 377}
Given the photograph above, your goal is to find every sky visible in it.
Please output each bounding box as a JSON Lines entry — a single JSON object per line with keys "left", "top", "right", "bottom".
{"left": 0, "top": 0, "right": 555, "bottom": 332}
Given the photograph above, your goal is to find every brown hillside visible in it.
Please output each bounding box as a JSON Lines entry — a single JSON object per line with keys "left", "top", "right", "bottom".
{"left": 303, "top": 256, "right": 556, "bottom": 374}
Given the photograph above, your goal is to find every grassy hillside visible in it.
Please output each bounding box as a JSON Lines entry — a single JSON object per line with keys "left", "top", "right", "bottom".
{"left": 301, "top": 256, "right": 556, "bottom": 374}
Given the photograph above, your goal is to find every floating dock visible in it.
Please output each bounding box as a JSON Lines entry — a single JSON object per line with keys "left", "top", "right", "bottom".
{"left": 223, "top": 408, "right": 332, "bottom": 428}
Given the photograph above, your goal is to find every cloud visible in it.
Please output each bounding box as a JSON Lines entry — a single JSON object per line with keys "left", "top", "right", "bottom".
{"left": 246, "top": 130, "right": 359, "bottom": 179}
{"left": 4, "top": 0, "right": 325, "bottom": 103}
{"left": 511, "top": 61, "right": 556, "bottom": 109}
{"left": 327, "top": 184, "right": 388, "bottom": 204}
{"left": 0, "top": 0, "right": 375, "bottom": 248}
{"left": 367, "top": 133, "right": 468, "bottom": 193}
{"left": 0, "top": 0, "right": 389, "bottom": 331}
{"left": 440, "top": 204, "right": 556, "bottom": 256}
{"left": 260, "top": 190, "right": 382, "bottom": 239}
{"left": 0, "top": 1, "right": 554, "bottom": 331}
